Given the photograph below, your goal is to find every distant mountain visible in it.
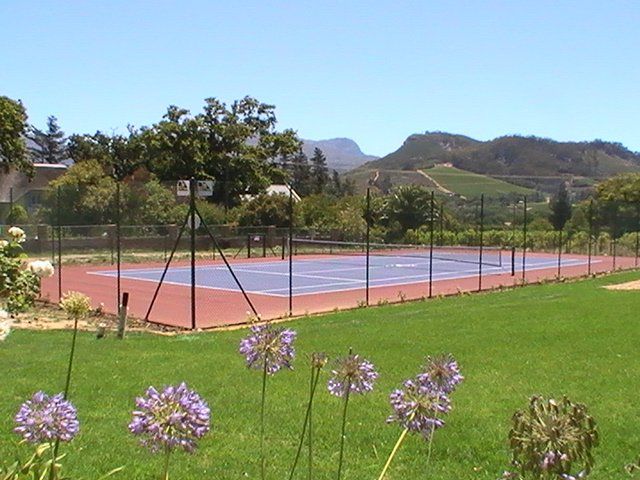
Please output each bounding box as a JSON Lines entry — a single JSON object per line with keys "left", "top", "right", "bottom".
{"left": 355, "top": 132, "right": 640, "bottom": 193}
{"left": 302, "top": 138, "right": 378, "bottom": 172}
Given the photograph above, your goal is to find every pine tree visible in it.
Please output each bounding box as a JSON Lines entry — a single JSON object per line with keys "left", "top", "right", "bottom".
{"left": 549, "top": 182, "right": 572, "bottom": 231}
{"left": 29, "top": 115, "right": 68, "bottom": 163}
{"left": 289, "top": 151, "right": 312, "bottom": 196}
{"left": 309, "top": 147, "right": 329, "bottom": 194}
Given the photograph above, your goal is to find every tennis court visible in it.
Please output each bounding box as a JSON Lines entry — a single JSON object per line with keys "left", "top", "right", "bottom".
{"left": 41, "top": 236, "right": 633, "bottom": 329}
{"left": 89, "top": 244, "right": 589, "bottom": 297}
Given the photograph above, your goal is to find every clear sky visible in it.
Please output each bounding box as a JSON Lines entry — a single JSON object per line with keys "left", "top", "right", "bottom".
{"left": 1, "top": 0, "right": 638, "bottom": 156}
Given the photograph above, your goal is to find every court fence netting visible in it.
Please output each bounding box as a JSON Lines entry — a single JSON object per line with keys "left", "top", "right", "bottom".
{"left": 2, "top": 184, "right": 640, "bottom": 329}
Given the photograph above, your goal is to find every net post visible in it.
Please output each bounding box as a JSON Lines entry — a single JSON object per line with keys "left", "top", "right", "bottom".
{"left": 365, "top": 187, "right": 371, "bottom": 306}
{"left": 281, "top": 235, "right": 286, "bottom": 260}
{"left": 262, "top": 233, "right": 267, "bottom": 258}
{"left": 247, "top": 233, "right": 251, "bottom": 259}
{"left": 478, "top": 193, "right": 484, "bottom": 292}
{"left": 521, "top": 195, "right": 527, "bottom": 283}
{"left": 288, "top": 185, "right": 294, "bottom": 316}
{"left": 429, "top": 191, "right": 435, "bottom": 298}
{"left": 56, "top": 186, "right": 62, "bottom": 301}
{"left": 189, "top": 177, "right": 197, "bottom": 330}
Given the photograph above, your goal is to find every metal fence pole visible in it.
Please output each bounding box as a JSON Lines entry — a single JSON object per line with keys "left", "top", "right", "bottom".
{"left": 612, "top": 201, "right": 618, "bottom": 271}
{"left": 635, "top": 202, "right": 640, "bottom": 268}
{"left": 557, "top": 228, "right": 563, "bottom": 279}
{"left": 116, "top": 182, "right": 121, "bottom": 311}
{"left": 288, "top": 185, "right": 294, "bottom": 316}
{"left": 429, "top": 191, "right": 435, "bottom": 298}
{"left": 57, "top": 186, "right": 62, "bottom": 300}
{"left": 438, "top": 203, "right": 444, "bottom": 246}
{"left": 189, "top": 177, "right": 197, "bottom": 330}
{"left": 365, "top": 188, "right": 371, "bottom": 306}
{"left": 521, "top": 195, "right": 527, "bottom": 283}
{"left": 587, "top": 199, "right": 594, "bottom": 275}
{"left": 478, "top": 193, "right": 484, "bottom": 291}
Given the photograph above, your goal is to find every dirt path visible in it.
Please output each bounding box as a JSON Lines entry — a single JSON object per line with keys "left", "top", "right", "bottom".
{"left": 603, "top": 280, "right": 640, "bottom": 291}
{"left": 417, "top": 169, "right": 455, "bottom": 195}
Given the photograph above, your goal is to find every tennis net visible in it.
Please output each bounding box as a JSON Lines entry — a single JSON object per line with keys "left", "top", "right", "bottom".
{"left": 289, "top": 238, "right": 504, "bottom": 268}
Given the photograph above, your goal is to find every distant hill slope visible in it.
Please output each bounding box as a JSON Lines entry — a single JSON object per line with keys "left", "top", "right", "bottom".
{"left": 302, "top": 138, "right": 378, "bottom": 172}
{"left": 358, "top": 132, "right": 640, "bottom": 193}
{"left": 422, "top": 165, "right": 534, "bottom": 198}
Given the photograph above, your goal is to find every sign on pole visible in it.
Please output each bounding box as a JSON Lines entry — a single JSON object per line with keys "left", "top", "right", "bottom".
{"left": 176, "top": 180, "right": 190, "bottom": 197}
{"left": 187, "top": 212, "right": 202, "bottom": 230}
{"left": 197, "top": 180, "right": 214, "bottom": 197}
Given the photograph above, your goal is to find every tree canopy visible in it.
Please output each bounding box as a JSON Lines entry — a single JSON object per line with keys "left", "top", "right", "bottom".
{"left": 0, "top": 96, "right": 31, "bottom": 176}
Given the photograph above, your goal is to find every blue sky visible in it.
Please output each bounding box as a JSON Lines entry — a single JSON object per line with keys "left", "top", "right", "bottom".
{"left": 1, "top": 0, "right": 638, "bottom": 156}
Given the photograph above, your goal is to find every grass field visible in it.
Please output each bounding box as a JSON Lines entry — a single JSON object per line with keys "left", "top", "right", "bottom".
{"left": 1, "top": 272, "right": 640, "bottom": 479}
{"left": 423, "top": 165, "right": 535, "bottom": 198}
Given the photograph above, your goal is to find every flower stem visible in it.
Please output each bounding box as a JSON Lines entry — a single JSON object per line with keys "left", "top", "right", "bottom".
{"left": 336, "top": 388, "right": 351, "bottom": 480}
{"left": 49, "top": 315, "right": 80, "bottom": 480}
{"left": 288, "top": 365, "right": 320, "bottom": 480}
{"left": 377, "top": 427, "right": 410, "bottom": 480}
{"left": 163, "top": 446, "right": 171, "bottom": 480}
{"left": 260, "top": 359, "right": 268, "bottom": 480}
{"left": 425, "top": 426, "right": 435, "bottom": 468}
{"left": 308, "top": 369, "right": 315, "bottom": 480}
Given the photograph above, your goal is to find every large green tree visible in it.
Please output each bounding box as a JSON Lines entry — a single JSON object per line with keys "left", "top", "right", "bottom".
{"left": 29, "top": 115, "right": 68, "bottom": 164}
{"left": 384, "top": 185, "right": 433, "bottom": 233}
{"left": 67, "top": 127, "right": 143, "bottom": 179}
{"left": 140, "top": 96, "right": 301, "bottom": 207}
{"left": 0, "top": 96, "right": 31, "bottom": 176}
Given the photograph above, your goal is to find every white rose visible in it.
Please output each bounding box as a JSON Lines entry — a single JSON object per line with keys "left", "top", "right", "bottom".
{"left": 0, "top": 240, "right": 8, "bottom": 249}
{"left": 7, "top": 226, "right": 26, "bottom": 243}
{"left": 0, "top": 309, "right": 11, "bottom": 341}
{"left": 28, "top": 260, "right": 55, "bottom": 278}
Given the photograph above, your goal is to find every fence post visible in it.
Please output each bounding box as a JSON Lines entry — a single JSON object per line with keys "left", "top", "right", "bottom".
{"left": 57, "top": 186, "right": 62, "bottom": 301}
{"left": 288, "top": 185, "right": 294, "bottom": 316}
{"left": 611, "top": 201, "right": 618, "bottom": 271}
{"left": 116, "top": 182, "right": 121, "bottom": 312}
{"left": 557, "top": 229, "right": 563, "bottom": 279}
{"left": 189, "top": 177, "right": 197, "bottom": 330}
{"left": 365, "top": 188, "right": 371, "bottom": 306}
{"left": 8, "top": 188, "right": 13, "bottom": 223}
{"left": 117, "top": 292, "right": 129, "bottom": 340}
{"left": 587, "top": 199, "right": 594, "bottom": 275}
{"left": 429, "top": 191, "right": 435, "bottom": 298}
{"left": 478, "top": 194, "right": 484, "bottom": 292}
{"left": 439, "top": 203, "right": 444, "bottom": 246}
{"left": 635, "top": 202, "right": 640, "bottom": 268}
{"left": 521, "top": 195, "right": 527, "bottom": 283}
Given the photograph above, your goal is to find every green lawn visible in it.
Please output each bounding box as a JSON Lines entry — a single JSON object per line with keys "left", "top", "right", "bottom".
{"left": 1, "top": 272, "right": 640, "bottom": 479}
{"left": 424, "top": 166, "right": 534, "bottom": 198}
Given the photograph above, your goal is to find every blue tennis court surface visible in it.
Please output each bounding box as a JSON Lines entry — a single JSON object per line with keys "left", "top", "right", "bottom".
{"left": 90, "top": 253, "right": 591, "bottom": 297}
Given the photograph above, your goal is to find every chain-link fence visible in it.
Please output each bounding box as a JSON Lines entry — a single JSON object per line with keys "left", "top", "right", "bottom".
{"left": 3, "top": 183, "right": 639, "bottom": 329}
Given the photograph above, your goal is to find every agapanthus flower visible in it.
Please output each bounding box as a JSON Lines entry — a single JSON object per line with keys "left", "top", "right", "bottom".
{"left": 327, "top": 354, "right": 378, "bottom": 397}
{"left": 59, "top": 291, "right": 92, "bottom": 319}
{"left": 28, "top": 260, "right": 55, "bottom": 278}
{"left": 14, "top": 392, "right": 79, "bottom": 444}
{"left": 418, "top": 353, "right": 463, "bottom": 394}
{"left": 387, "top": 378, "right": 451, "bottom": 439}
{"left": 129, "top": 383, "right": 210, "bottom": 453}
{"left": 8, "top": 226, "right": 26, "bottom": 243}
{"left": 239, "top": 324, "right": 296, "bottom": 375}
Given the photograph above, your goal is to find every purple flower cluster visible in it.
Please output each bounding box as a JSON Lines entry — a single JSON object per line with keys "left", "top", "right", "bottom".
{"left": 239, "top": 324, "right": 297, "bottom": 375}
{"left": 129, "top": 383, "right": 210, "bottom": 453}
{"left": 327, "top": 354, "right": 378, "bottom": 397}
{"left": 387, "top": 353, "right": 463, "bottom": 440}
{"left": 14, "top": 392, "right": 79, "bottom": 444}
{"left": 418, "top": 354, "right": 464, "bottom": 394}
{"left": 387, "top": 379, "right": 451, "bottom": 439}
